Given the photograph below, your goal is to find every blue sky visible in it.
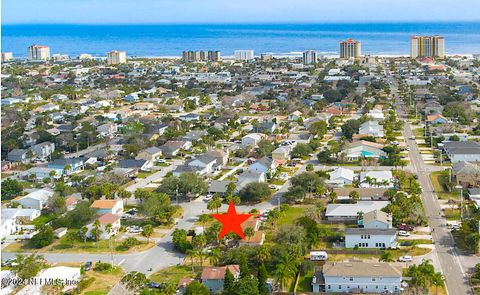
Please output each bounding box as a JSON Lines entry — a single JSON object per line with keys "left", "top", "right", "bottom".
{"left": 3, "top": 0, "right": 480, "bottom": 24}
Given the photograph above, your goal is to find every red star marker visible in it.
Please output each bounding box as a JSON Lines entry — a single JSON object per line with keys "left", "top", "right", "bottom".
{"left": 211, "top": 200, "right": 252, "bottom": 239}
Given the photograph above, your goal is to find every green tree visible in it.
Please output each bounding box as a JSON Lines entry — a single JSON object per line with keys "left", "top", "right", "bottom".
{"left": 207, "top": 195, "right": 222, "bottom": 214}
{"left": 121, "top": 271, "right": 147, "bottom": 294}
{"left": 349, "top": 190, "right": 360, "bottom": 203}
{"left": 244, "top": 227, "right": 255, "bottom": 242}
{"left": 184, "top": 281, "right": 209, "bottom": 295}
{"left": 117, "top": 188, "right": 132, "bottom": 206}
{"left": 308, "top": 120, "right": 328, "bottom": 138}
{"left": 30, "top": 225, "right": 55, "bottom": 248}
{"left": 239, "top": 183, "right": 272, "bottom": 203}
{"left": 224, "top": 268, "right": 235, "bottom": 294}
{"left": 64, "top": 230, "right": 77, "bottom": 247}
{"left": 1, "top": 178, "right": 23, "bottom": 200}
{"left": 12, "top": 254, "right": 47, "bottom": 280}
{"left": 341, "top": 119, "right": 360, "bottom": 140}
{"left": 291, "top": 143, "right": 313, "bottom": 158}
{"left": 142, "top": 224, "right": 153, "bottom": 243}
{"left": 258, "top": 263, "right": 268, "bottom": 295}
{"left": 379, "top": 251, "right": 394, "bottom": 262}
{"left": 275, "top": 252, "right": 297, "bottom": 291}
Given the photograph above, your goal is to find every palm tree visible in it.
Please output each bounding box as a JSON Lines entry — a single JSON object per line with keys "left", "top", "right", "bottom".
{"left": 432, "top": 272, "right": 444, "bottom": 295}
{"left": 186, "top": 249, "right": 196, "bottom": 272}
{"left": 244, "top": 227, "right": 255, "bottom": 242}
{"left": 80, "top": 227, "right": 88, "bottom": 243}
{"left": 379, "top": 251, "right": 394, "bottom": 262}
{"left": 92, "top": 220, "right": 102, "bottom": 243}
{"left": 207, "top": 196, "right": 222, "bottom": 214}
{"left": 142, "top": 224, "right": 153, "bottom": 243}
{"left": 329, "top": 191, "right": 338, "bottom": 203}
{"left": 275, "top": 253, "right": 297, "bottom": 291}
{"left": 208, "top": 247, "right": 221, "bottom": 266}
{"left": 117, "top": 188, "right": 132, "bottom": 206}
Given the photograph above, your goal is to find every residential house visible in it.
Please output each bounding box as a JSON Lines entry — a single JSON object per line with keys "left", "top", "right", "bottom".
{"left": 7, "top": 149, "right": 31, "bottom": 163}
{"left": 118, "top": 159, "right": 153, "bottom": 172}
{"left": 47, "top": 158, "right": 85, "bottom": 175}
{"left": 187, "top": 154, "right": 217, "bottom": 174}
{"left": 206, "top": 150, "right": 229, "bottom": 170}
{"left": 248, "top": 157, "right": 276, "bottom": 175}
{"left": 30, "top": 141, "right": 55, "bottom": 160}
{"left": 90, "top": 199, "right": 124, "bottom": 215}
{"left": 241, "top": 133, "right": 263, "bottom": 147}
{"left": 96, "top": 123, "right": 118, "bottom": 137}
{"left": 328, "top": 167, "right": 354, "bottom": 187}
{"left": 468, "top": 188, "right": 480, "bottom": 208}
{"left": 358, "top": 121, "right": 384, "bottom": 137}
{"left": 427, "top": 114, "right": 448, "bottom": 125}
{"left": 272, "top": 146, "right": 291, "bottom": 161}
{"left": 313, "top": 261, "right": 402, "bottom": 293}
{"left": 345, "top": 228, "right": 397, "bottom": 249}
{"left": 443, "top": 141, "right": 480, "bottom": 163}
{"left": 87, "top": 213, "right": 121, "bottom": 240}
{"left": 453, "top": 161, "right": 480, "bottom": 187}
{"left": 333, "top": 188, "right": 388, "bottom": 201}
{"left": 159, "top": 140, "right": 192, "bottom": 158}
{"left": 208, "top": 181, "right": 232, "bottom": 196}
{"left": 236, "top": 170, "right": 266, "bottom": 190}
{"left": 201, "top": 265, "right": 240, "bottom": 293}
{"left": 135, "top": 147, "right": 163, "bottom": 162}
{"left": 367, "top": 108, "right": 384, "bottom": 120}
{"left": 343, "top": 141, "right": 386, "bottom": 161}
{"left": 288, "top": 110, "right": 303, "bottom": 121}
{"left": 424, "top": 100, "right": 443, "bottom": 115}
{"left": 182, "top": 130, "right": 208, "bottom": 142}
{"left": 325, "top": 201, "right": 390, "bottom": 222}
{"left": 19, "top": 167, "right": 63, "bottom": 181}
{"left": 361, "top": 210, "right": 392, "bottom": 229}
{"left": 13, "top": 189, "right": 54, "bottom": 210}
{"left": 1, "top": 208, "right": 41, "bottom": 239}
{"left": 239, "top": 216, "right": 264, "bottom": 246}
{"left": 359, "top": 171, "right": 394, "bottom": 188}
{"left": 255, "top": 121, "right": 277, "bottom": 134}
{"left": 179, "top": 113, "right": 200, "bottom": 122}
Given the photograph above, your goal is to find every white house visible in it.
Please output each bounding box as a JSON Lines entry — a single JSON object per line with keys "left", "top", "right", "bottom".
{"left": 288, "top": 110, "right": 303, "bottom": 121}
{"left": 248, "top": 157, "right": 276, "bottom": 175}
{"left": 90, "top": 199, "right": 124, "bottom": 215}
{"left": 328, "top": 167, "right": 354, "bottom": 187}
{"left": 359, "top": 171, "right": 394, "bottom": 188}
{"left": 313, "top": 261, "right": 402, "bottom": 294}
{"left": 30, "top": 141, "right": 55, "bottom": 160}
{"left": 359, "top": 121, "right": 384, "bottom": 137}
{"left": 13, "top": 189, "right": 54, "bottom": 210}
{"left": 17, "top": 266, "right": 81, "bottom": 295}
{"left": 345, "top": 228, "right": 397, "bottom": 249}
{"left": 187, "top": 154, "right": 217, "bottom": 174}
{"left": 367, "top": 108, "right": 385, "bottom": 120}
{"left": 325, "top": 201, "right": 390, "bottom": 222}
{"left": 1, "top": 208, "right": 40, "bottom": 239}
{"left": 242, "top": 133, "right": 263, "bottom": 147}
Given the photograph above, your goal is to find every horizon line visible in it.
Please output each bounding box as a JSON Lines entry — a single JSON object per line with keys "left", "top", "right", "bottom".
{"left": 3, "top": 20, "right": 480, "bottom": 26}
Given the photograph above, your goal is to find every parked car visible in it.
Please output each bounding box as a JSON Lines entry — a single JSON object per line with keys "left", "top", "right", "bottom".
{"left": 397, "top": 223, "right": 414, "bottom": 231}
{"left": 398, "top": 230, "right": 410, "bottom": 237}
{"left": 84, "top": 261, "right": 93, "bottom": 271}
{"left": 204, "top": 194, "right": 213, "bottom": 201}
{"left": 126, "top": 226, "right": 143, "bottom": 233}
{"left": 398, "top": 255, "right": 413, "bottom": 262}
{"left": 145, "top": 282, "right": 162, "bottom": 289}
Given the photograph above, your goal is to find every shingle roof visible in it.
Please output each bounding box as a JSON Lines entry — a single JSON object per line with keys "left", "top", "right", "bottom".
{"left": 323, "top": 261, "right": 402, "bottom": 277}
{"left": 201, "top": 265, "right": 240, "bottom": 280}
{"left": 444, "top": 142, "right": 480, "bottom": 155}
{"left": 91, "top": 200, "right": 119, "bottom": 209}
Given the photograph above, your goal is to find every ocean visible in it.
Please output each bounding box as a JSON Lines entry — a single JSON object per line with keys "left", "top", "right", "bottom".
{"left": 2, "top": 23, "right": 480, "bottom": 58}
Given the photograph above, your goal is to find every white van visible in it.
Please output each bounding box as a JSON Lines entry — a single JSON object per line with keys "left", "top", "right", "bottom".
{"left": 310, "top": 251, "right": 328, "bottom": 261}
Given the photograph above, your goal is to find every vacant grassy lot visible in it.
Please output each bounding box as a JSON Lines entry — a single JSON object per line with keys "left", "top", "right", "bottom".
{"left": 149, "top": 265, "right": 198, "bottom": 285}
{"left": 430, "top": 171, "right": 459, "bottom": 200}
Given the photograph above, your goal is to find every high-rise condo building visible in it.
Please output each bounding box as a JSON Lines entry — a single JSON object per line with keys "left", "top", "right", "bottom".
{"left": 28, "top": 45, "right": 50, "bottom": 60}
{"left": 234, "top": 50, "right": 255, "bottom": 61}
{"left": 410, "top": 36, "right": 445, "bottom": 59}
{"left": 302, "top": 50, "right": 318, "bottom": 65}
{"left": 182, "top": 51, "right": 221, "bottom": 62}
{"left": 107, "top": 50, "right": 127, "bottom": 65}
{"left": 1, "top": 52, "right": 13, "bottom": 63}
{"left": 339, "top": 39, "right": 361, "bottom": 59}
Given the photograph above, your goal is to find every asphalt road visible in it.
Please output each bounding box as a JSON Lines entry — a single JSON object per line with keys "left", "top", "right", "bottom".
{"left": 397, "top": 100, "right": 471, "bottom": 295}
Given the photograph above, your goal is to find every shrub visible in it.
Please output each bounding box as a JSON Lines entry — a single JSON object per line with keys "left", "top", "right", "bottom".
{"left": 94, "top": 261, "right": 113, "bottom": 272}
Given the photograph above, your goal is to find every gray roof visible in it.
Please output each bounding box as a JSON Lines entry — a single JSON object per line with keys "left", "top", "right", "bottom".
{"left": 208, "top": 181, "right": 231, "bottom": 193}
{"left": 444, "top": 142, "right": 480, "bottom": 155}
{"left": 118, "top": 159, "right": 148, "bottom": 168}
{"left": 323, "top": 261, "right": 402, "bottom": 277}
{"left": 345, "top": 228, "right": 396, "bottom": 235}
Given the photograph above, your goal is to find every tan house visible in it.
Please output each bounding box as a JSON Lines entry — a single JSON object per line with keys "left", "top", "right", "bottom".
{"left": 135, "top": 147, "right": 163, "bottom": 162}
{"left": 453, "top": 161, "right": 480, "bottom": 187}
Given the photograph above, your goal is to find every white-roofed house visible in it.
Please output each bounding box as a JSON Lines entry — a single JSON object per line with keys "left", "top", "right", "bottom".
{"left": 325, "top": 201, "right": 390, "bottom": 222}
{"left": 359, "top": 171, "right": 394, "bottom": 188}
{"left": 328, "top": 167, "right": 354, "bottom": 187}
{"left": 13, "top": 189, "right": 53, "bottom": 210}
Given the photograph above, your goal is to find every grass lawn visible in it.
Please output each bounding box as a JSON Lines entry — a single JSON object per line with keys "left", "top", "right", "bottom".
{"left": 430, "top": 171, "right": 459, "bottom": 200}
{"left": 398, "top": 239, "right": 433, "bottom": 244}
{"left": 136, "top": 171, "right": 155, "bottom": 178}
{"left": 296, "top": 270, "right": 314, "bottom": 292}
{"left": 55, "top": 262, "right": 124, "bottom": 295}
{"left": 82, "top": 266, "right": 124, "bottom": 295}
{"left": 4, "top": 237, "right": 155, "bottom": 254}
{"left": 277, "top": 206, "right": 310, "bottom": 226}
{"left": 443, "top": 208, "right": 461, "bottom": 220}
{"left": 31, "top": 212, "right": 58, "bottom": 226}
{"left": 149, "top": 265, "right": 197, "bottom": 285}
